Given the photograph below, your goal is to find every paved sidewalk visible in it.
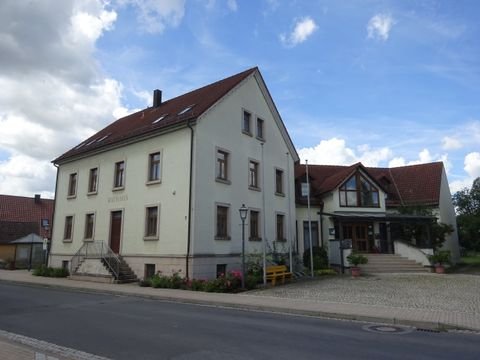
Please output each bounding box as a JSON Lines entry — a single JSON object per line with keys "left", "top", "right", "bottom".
{"left": 0, "top": 329, "right": 109, "bottom": 360}
{"left": 1, "top": 270, "right": 479, "bottom": 335}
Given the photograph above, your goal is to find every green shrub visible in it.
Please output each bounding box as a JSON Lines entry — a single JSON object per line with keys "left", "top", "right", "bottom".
{"left": 314, "top": 269, "right": 337, "bottom": 276}
{"left": 303, "top": 246, "right": 328, "bottom": 270}
{"left": 428, "top": 250, "right": 451, "bottom": 265}
{"left": 346, "top": 252, "right": 368, "bottom": 266}
{"left": 188, "top": 279, "right": 206, "bottom": 291}
{"left": 139, "top": 278, "right": 152, "bottom": 287}
{"left": 33, "top": 265, "right": 69, "bottom": 277}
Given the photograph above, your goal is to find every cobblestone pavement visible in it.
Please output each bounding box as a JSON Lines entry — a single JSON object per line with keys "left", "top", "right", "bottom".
{"left": 0, "top": 329, "right": 110, "bottom": 360}
{"left": 248, "top": 273, "right": 480, "bottom": 316}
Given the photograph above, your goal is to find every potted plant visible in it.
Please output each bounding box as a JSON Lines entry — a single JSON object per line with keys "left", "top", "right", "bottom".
{"left": 346, "top": 252, "right": 368, "bottom": 277}
{"left": 428, "top": 250, "right": 451, "bottom": 274}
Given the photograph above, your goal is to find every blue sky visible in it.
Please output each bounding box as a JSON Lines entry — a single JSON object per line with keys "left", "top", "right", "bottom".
{"left": 0, "top": 0, "right": 479, "bottom": 197}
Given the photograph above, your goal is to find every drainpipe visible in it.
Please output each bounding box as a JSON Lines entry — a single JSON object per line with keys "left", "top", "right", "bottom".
{"left": 49, "top": 163, "right": 60, "bottom": 267}
{"left": 186, "top": 120, "right": 194, "bottom": 279}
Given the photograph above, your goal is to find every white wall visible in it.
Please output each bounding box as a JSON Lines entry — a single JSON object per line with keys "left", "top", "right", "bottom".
{"left": 436, "top": 167, "right": 460, "bottom": 263}
{"left": 51, "top": 129, "right": 191, "bottom": 264}
{"left": 191, "top": 74, "right": 297, "bottom": 278}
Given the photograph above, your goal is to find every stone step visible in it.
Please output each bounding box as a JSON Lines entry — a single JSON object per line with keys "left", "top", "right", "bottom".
{"left": 359, "top": 254, "right": 428, "bottom": 274}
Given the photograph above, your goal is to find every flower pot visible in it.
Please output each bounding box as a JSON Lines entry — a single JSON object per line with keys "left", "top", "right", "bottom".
{"left": 350, "top": 267, "right": 361, "bottom": 277}
{"left": 435, "top": 265, "right": 445, "bottom": 274}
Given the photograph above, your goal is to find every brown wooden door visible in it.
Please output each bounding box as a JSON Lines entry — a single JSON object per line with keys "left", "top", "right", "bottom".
{"left": 343, "top": 223, "right": 368, "bottom": 252}
{"left": 353, "top": 224, "right": 368, "bottom": 252}
{"left": 109, "top": 211, "right": 122, "bottom": 254}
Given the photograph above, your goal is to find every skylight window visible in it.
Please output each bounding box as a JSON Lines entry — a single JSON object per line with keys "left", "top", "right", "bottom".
{"left": 74, "top": 142, "right": 86, "bottom": 150}
{"left": 152, "top": 114, "right": 167, "bottom": 124}
{"left": 97, "top": 134, "right": 111, "bottom": 142}
{"left": 85, "top": 138, "right": 98, "bottom": 146}
{"left": 178, "top": 104, "right": 195, "bottom": 115}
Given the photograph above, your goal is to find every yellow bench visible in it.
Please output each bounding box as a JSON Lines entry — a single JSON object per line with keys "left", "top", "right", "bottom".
{"left": 266, "top": 265, "right": 292, "bottom": 286}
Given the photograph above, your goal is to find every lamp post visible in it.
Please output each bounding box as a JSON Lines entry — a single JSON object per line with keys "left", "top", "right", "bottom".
{"left": 239, "top": 204, "right": 248, "bottom": 289}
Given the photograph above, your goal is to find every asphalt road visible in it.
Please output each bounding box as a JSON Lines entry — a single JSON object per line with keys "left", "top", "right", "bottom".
{"left": 0, "top": 283, "right": 478, "bottom": 360}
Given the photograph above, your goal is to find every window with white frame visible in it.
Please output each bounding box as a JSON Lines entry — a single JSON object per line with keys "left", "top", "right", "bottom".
{"left": 88, "top": 168, "right": 98, "bottom": 193}
{"left": 216, "top": 149, "right": 229, "bottom": 182}
{"left": 64, "top": 216, "right": 73, "bottom": 240}
{"left": 67, "top": 173, "right": 77, "bottom": 197}
{"left": 148, "top": 152, "right": 161, "bottom": 182}
{"left": 249, "top": 160, "right": 259, "bottom": 189}
{"left": 84, "top": 213, "right": 95, "bottom": 240}
{"left": 275, "top": 169, "right": 284, "bottom": 195}
{"left": 249, "top": 210, "right": 260, "bottom": 241}
{"left": 145, "top": 206, "right": 159, "bottom": 238}
{"left": 276, "top": 214, "right": 285, "bottom": 241}
{"left": 216, "top": 205, "right": 229, "bottom": 239}
{"left": 242, "top": 110, "right": 252, "bottom": 135}
{"left": 114, "top": 161, "right": 125, "bottom": 188}
{"left": 256, "top": 118, "right": 265, "bottom": 140}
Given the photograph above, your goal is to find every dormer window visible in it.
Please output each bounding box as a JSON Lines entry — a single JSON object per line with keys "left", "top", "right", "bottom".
{"left": 339, "top": 173, "right": 379, "bottom": 207}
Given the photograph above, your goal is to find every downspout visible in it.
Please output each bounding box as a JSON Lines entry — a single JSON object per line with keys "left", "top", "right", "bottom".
{"left": 49, "top": 163, "right": 60, "bottom": 267}
{"left": 186, "top": 120, "right": 194, "bottom": 279}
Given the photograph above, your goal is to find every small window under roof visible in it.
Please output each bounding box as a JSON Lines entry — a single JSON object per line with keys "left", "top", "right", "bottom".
{"left": 178, "top": 104, "right": 195, "bottom": 115}
{"left": 152, "top": 114, "right": 168, "bottom": 124}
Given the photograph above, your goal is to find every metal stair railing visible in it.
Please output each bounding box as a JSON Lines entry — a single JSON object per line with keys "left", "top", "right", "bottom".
{"left": 70, "top": 241, "right": 121, "bottom": 279}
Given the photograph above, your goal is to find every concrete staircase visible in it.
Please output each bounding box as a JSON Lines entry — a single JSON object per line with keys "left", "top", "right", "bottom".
{"left": 361, "top": 254, "right": 431, "bottom": 274}
{"left": 71, "top": 256, "right": 138, "bottom": 284}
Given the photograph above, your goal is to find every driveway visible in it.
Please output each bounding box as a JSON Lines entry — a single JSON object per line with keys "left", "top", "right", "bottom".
{"left": 248, "top": 273, "right": 480, "bottom": 316}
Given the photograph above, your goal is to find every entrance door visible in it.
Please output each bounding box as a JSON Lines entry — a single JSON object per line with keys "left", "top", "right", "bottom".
{"left": 342, "top": 223, "right": 368, "bottom": 252}
{"left": 109, "top": 211, "right": 122, "bottom": 254}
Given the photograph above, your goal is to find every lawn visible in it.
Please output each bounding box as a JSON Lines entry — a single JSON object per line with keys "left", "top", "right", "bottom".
{"left": 450, "top": 252, "right": 480, "bottom": 274}
{"left": 461, "top": 252, "right": 480, "bottom": 266}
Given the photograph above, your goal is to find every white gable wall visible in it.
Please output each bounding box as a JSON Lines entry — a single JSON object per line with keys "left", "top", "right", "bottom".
{"left": 191, "top": 74, "right": 296, "bottom": 278}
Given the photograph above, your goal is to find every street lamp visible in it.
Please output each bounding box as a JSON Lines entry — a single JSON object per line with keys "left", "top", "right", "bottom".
{"left": 239, "top": 204, "right": 248, "bottom": 289}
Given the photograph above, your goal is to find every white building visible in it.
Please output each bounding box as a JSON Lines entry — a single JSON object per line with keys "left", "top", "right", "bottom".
{"left": 294, "top": 162, "right": 460, "bottom": 270}
{"left": 50, "top": 68, "right": 299, "bottom": 280}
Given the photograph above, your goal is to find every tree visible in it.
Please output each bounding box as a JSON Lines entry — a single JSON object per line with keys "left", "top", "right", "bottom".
{"left": 452, "top": 177, "right": 480, "bottom": 251}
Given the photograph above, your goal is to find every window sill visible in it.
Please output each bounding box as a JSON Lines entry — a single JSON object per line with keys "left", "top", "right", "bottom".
{"left": 144, "top": 236, "right": 159, "bottom": 241}
{"left": 215, "top": 178, "right": 231, "bottom": 185}
{"left": 87, "top": 191, "right": 98, "bottom": 196}
{"left": 249, "top": 237, "right": 262, "bottom": 242}
{"left": 256, "top": 136, "right": 265, "bottom": 142}
{"left": 67, "top": 195, "right": 76, "bottom": 200}
{"left": 83, "top": 238, "right": 94, "bottom": 242}
{"left": 275, "top": 192, "right": 285, "bottom": 197}
{"left": 112, "top": 186, "right": 125, "bottom": 192}
{"left": 242, "top": 130, "right": 253, "bottom": 137}
{"left": 249, "top": 186, "right": 261, "bottom": 192}
{"left": 146, "top": 179, "right": 161, "bottom": 186}
{"left": 62, "top": 239, "right": 73, "bottom": 243}
{"left": 215, "top": 236, "right": 231, "bottom": 241}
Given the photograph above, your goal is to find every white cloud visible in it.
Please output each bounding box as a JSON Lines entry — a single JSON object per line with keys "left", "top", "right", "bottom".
{"left": 0, "top": 0, "right": 128, "bottom": 197}
{"left": 227, "top": 0, "right": 238, "bottom": 12}
{"left": 298, "top": 138, "right": 392, "bottom": 167}
{"left": 367, "top": 13, "right": 395, "bottom": 41}
{"left": 464, "top": 152, "right": 480, "bottom": 178}
{"left": 441, "top": 136, "right": 462, "bottom": 150}
{"left": 280, "top": 17, "right": 317, "bottom": 47}
{"left": 387, "top": 149, "right": 451, "bottom": 173}
{"left": 119, "top": 0, "right": 185, "bottom": 34}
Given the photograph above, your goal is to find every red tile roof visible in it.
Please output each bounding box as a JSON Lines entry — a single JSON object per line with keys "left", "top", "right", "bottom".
{"left": 0, "top": 194, "right": 54, "bottom": 241}
{"left": 295, "top": 162, "right": 444, "bottom": 207}
{"left": 54, "top": 67, "right": 258, "bottom": 164}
